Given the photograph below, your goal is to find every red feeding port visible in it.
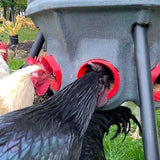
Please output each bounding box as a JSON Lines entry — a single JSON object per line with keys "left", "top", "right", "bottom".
{"left": 77, "top": 59, "right": 120, "bottom": 99}
{"left": 43, "top": 54, "right": 62, "bottom": 91}
{"left": 151, "top": 63, "right": 160, "bottom": 101}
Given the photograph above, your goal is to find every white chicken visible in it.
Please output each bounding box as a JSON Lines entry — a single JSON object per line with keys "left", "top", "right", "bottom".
{"left": 0, "top": 54, "right": 60, "bottom": 115}
{"left": 0, "top": 41, "right": 10, "bottom": 79}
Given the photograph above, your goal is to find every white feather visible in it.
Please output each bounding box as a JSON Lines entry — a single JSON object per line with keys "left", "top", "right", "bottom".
{"left": 0, "top": 65, "right": 41, "bottom": 115}
{"left": 0, "top": 54, "right": 10, "bottom": 79}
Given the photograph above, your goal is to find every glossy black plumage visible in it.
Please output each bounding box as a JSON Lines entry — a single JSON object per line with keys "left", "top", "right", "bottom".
{"left": 0, "top": 71, "right": 108, "bottom": 160}
{"left": 79, "top": 106, "right": 141, "bottom": 160}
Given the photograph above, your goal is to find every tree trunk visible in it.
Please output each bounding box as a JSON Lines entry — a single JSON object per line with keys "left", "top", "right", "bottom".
{"left": 8, "top": 0, "right": 15, "bottom": 22}
{"left": 11, "top": 0, "right": 15, "bottom": 22}
{"left": 9, "top": 10, "right": 12, "bottom": 21}
{"left": 11, "top": 6, "right": 15, "bottom": 23}
{"left": 3, "top": 7, "right": 7, "bottom": 19}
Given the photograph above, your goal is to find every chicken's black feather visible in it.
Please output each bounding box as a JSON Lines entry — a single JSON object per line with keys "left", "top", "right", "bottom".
{"left": 79, "top": 106, "right": 141, "bottom": 160}
{"left": 0, "top": 71, "right": 108, "bottom": 160}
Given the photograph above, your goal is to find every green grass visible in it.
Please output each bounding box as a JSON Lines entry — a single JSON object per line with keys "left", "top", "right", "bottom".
{"left": 0, "top": 25, "right": 37, "bottom": 71}
{"left": 103, "top": 109, "right": 160, "bottom": 160}
{"left": 103, "top": 126, "right": 144, "bottom": 160}
{"left": 8, "top": 59, "right": 25, "bottom": 72}
{"left": 18, "top": 27, "right": 38, "bottom": 42}
{"left": 156, "top": 109, "right": 160, "bottom": 139}
{"left": 0, "top": 25, "right": 38, "bottom": 44}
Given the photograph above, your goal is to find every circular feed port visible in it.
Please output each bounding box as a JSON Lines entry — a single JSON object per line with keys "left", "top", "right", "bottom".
{"left": 77, "top": 59, "right": 120, "bottom": 99}
{"left": 152, "top": 63, "right": 160, "bottom": 101}
{"left": 43, "top": 54, "right": 62, "bottom": 91}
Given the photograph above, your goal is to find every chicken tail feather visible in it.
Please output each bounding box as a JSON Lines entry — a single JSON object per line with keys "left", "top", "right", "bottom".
{"left": 80, "top": 106, "right": 141, "bottom": 160}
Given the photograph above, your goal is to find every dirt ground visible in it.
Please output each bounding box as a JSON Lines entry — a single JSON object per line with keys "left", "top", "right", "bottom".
{"left": 7, "top": 41, "right": 35, "bottom": 53}
{"left": 7, "top": 41, "right": 46, "bottom": 60}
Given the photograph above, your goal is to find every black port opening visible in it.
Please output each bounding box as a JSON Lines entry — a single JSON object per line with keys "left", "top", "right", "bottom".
{"left": 85, "top": 63, "right": 114, "bottom": 91}
{"left": 153, "top": 75, "right": 160, "bottom": 92}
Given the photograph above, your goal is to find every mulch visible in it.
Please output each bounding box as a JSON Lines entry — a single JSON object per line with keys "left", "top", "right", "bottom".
{"left": 7, "top": 41, "right": 46, "bottom": 60}
{"left": 7, "top": 41, "right": 35, "bottom": 53}
{"left": 153, "top": 83, "right": 160, "bottom": 91}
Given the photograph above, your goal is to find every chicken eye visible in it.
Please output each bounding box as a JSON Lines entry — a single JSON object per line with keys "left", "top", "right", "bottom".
{"left": 39, "top": 70, "right": 44, "bottom": 75}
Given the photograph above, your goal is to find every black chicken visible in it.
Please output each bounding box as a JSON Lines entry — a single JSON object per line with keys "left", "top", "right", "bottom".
{"left": 0, "top": 68, "right": 109, "bottom": 160}
{"left": 79, "top": 106, "right": 141, "bottom": 160}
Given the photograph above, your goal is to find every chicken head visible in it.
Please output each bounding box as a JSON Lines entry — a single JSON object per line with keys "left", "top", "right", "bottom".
{"left": 26, "top": 55, "right": 57, "bottom": 96}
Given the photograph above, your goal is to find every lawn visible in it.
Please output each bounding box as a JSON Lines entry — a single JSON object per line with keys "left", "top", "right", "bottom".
{"left": 4, "top": 27, "right": 160, "bottom": 160}
{"left": 8, "top": 58, "right": 25, "bottom": 72}
{"left": 104, "top": 126, "right": 144, "bottom": 160}
{"left": 0, "top": 25, "right": 38, "bottom": 44}
{"left": 104, "top": 106, "right": 160, "bottom": 160}
{"left": 0, "top": 25, "right": 38, "bottom": 70}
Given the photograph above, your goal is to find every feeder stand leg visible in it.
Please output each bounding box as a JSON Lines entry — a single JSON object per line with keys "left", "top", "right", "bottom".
{"left": 133, "top": 24, "right": 160, "bottom": 160}
{"left": 23, "top": 30, "right": 45, "bottom": 67}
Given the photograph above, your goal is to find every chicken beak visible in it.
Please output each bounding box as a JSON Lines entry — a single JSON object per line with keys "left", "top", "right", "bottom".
{"left": 48, "top": 74, "right": 57, "bottom": 82}
{"left": 88, "top": 62, "right": 104, "bottom": 71}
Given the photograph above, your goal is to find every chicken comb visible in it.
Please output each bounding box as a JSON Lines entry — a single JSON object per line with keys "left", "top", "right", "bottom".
{"left": 0, "top": 41, "right": 8, "bottom": 63}
{"left": 26, "top": 55, "right": 52, "bottom": 74}
{"left": 26, "top": 54, "right": 62, "bottom": 91}
{"left": 42, "top": 54, "right": 62, "bottom": 91}
{"left": 27, "top": 56, "right": 44, "bottom": 67}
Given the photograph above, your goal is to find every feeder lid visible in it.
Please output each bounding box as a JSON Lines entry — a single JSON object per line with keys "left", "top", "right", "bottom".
{"left": 26, "top": 0, "right": 160, "bottom": 16}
